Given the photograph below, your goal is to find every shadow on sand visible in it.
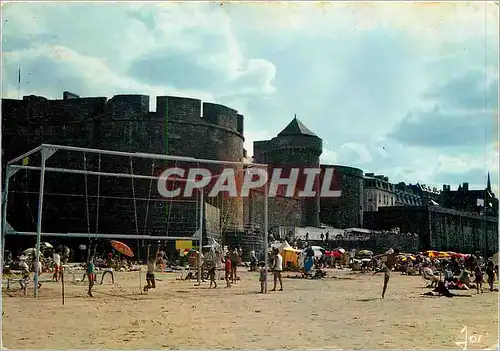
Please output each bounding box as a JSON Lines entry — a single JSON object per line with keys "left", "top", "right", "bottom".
{"left": 355, "top": 297, "right": 380, "bottom": 302}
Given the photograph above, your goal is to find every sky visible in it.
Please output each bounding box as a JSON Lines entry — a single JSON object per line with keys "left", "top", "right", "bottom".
{"left": 2, "top": 2, "right": 499, "bottom": 194}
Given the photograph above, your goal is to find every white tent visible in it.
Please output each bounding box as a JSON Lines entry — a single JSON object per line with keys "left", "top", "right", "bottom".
{"left": 278, "top": 241, "right": 301, "bottom": 252}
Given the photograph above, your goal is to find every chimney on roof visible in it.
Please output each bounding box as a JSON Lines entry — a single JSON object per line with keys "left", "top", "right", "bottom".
{"left": 463, "top": 182, "right": 469, "bottom": 191}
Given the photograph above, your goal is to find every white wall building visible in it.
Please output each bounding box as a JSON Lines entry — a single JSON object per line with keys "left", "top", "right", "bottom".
{"left": 363, "top": 173, "right": 396, "bottom": 212}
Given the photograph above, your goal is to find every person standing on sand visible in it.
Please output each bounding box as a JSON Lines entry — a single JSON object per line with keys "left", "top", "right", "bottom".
{"left": 375, "top": 248, "right": 398, "bottom": 299}
{"left": 223, "top": 253, "right": 232, "bottom": 288}
{"left": 52, "top": 250, "right": 61, "bottom": 282}
{"left": 230, "top": 248, "right": 239, "bottom": 284}
{"left": 258, "top": 261, "right": 267, "bottom": 293}
{"left": 86, "top": 256, "right": 96, "bottom": 297}
{"left": 271, "top": 248, "right": 283, "bottom": 292}
{"left": 486, "top": 259, "right": 495, "bottom": 291}
{"left": 33, "top": 258, "right": 43, "bottom": 290}
{"left": 144, "top": 246, "right": 159, "bottom": 292}
{"left": 208, "top": 263, "right": 217, "bottom": 288}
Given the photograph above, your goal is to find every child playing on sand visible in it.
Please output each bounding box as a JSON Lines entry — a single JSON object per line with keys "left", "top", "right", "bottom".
{"left": 473, "top": 265, "right": 484, "bottom": 294}
{"left": 33, "top": 258, "right": 43, "bottom": 290}
{"left": 144, "top": 246, "right": 159, "bottom": 293}
{"left": 52, "top": 250, "right": 61, "bottom": 282}
{"left": 87, "top": 256, "right": 96, "bottom": 297}
{"left": 258, "top": 261, "right": 267, "bottom": 293}
{"left": 19, "top": 257, "right": 30, "bottom": 295}
{"left": 208, "top": 264, "right": 217, "bottom": 289}
{"left": 223, "top": 253, "right": 232, "bottom": 288}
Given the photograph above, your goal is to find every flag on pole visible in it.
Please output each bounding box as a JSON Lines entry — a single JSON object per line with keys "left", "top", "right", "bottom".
{"left": 22, "top": 157, "right": 29, "bottom": 166}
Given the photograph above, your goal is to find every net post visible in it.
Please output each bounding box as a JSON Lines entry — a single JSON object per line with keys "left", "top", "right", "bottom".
{"left": 197, "top": 189, "right": 204, "bottom": 286}
{"left": 264, "top": 178, "right": 269, "bottom": 294}
{"left": 1, "top": 166, "right": 13, "bottom": 279}
{"left": 34, "top": 149, "right": 49, "bottom": 298}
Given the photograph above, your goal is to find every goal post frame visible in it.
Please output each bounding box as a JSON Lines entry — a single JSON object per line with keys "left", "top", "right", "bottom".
{"left": 1, "top": 144, "right": 270, "bottom": 296}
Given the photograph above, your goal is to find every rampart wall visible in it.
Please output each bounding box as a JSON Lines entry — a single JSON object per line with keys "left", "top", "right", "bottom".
{"left": 2, "top": 93, "right": 246, "bottom": 252}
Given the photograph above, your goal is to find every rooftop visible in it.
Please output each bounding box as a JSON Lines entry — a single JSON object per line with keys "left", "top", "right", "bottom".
{"left": 278, "top": 116, "right": 318, "bottom": 137}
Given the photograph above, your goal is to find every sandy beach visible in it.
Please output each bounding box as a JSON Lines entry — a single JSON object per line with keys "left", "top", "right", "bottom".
{"left": 2, "top": 269, "right": 498, "bottom": 349}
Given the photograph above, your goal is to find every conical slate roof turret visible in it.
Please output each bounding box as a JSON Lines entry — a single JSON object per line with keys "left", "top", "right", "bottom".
{"left": 278, "top": 115, "right": 318, "bottom": 137}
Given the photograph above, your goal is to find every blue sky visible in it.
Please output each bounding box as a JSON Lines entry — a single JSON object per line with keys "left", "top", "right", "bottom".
{"left": 2, "top": 2, "right": 499, "bottom": 194}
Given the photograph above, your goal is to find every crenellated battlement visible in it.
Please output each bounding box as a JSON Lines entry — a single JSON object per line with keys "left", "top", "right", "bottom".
{"left": 2, "top": 92, "right": 244, "bottom": 137}
{"left": 154, "top": 96, "right": 243, "bottom": 136}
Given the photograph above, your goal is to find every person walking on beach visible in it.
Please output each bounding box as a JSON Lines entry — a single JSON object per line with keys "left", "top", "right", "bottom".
{"left": 271, "top": 248, "right": 283, "bottom": 292}
{"left": 376, "top": 248, "right": 398, "bottom": 299}
{"left": 473, "top": 265, "right": 484, "bottom": 294}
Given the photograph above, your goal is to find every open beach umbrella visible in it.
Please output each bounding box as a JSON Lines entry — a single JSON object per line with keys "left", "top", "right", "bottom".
{"left": 357, "top": 250, "right": 373, "bottom": 256}
{"left": 334, "top": 248, "right": 346, "bottom": 254}
{"left": 23, "top": 248, "right": 42, "bottom": 256}
{"left": 424, "top": 250, "right": 439, "bottom": 257}
{"left": 110, "top": 240, "right": 134, "bottom": 258}
{"left": 492, "top": 252, "right": 498, "bottom": 264}
{"left": 438, "top": 252, "right": 450, "bottom": 258}
{"left": 40, "top": 242, "right": 53, "bottom": 249}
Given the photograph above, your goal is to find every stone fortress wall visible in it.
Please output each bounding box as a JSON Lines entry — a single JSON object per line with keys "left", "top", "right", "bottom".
{"left": 2, "top": 92, "right": 251, "bottom": 252}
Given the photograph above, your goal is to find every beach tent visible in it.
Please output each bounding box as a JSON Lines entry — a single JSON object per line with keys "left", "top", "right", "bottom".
{"left": 278, "top": 241, "right": 301, "bottom": 267}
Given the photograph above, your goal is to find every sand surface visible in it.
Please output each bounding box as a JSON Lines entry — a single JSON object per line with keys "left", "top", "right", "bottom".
{"left": 2, "top": 268, "right": 498, "bottom": 349}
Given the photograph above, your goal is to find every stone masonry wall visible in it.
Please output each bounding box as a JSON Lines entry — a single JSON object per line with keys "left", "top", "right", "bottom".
{"left": 2, "top": 93, "right": 247, "bottom": 252}
{"left": 243, "top": 189, "right": 303, "bottom": 231}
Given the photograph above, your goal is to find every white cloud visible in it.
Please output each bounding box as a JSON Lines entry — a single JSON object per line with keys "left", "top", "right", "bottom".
{"left": 337, "top": 143, "right": 373, "bottom": 165}
{"left": 320, "top": 149, "right": 338, "bottom": 165}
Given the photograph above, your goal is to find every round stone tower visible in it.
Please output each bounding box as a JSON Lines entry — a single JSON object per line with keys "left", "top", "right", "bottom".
{"left": 256, "top": 117, "right": 323, "bottom": 227}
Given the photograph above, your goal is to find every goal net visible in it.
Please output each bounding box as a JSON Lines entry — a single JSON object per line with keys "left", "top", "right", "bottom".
{"left": 2, "top": 144, "right": 270, "bottom": 295}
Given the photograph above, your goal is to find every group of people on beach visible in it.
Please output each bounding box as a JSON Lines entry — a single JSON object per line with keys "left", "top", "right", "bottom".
{"left": 8, "top": 238, "right": 497, "bottom": 302}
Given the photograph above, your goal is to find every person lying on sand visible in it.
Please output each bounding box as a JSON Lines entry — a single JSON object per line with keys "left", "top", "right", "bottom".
{"left": 422, "top": 281, "right": 472, "bottom": 298}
